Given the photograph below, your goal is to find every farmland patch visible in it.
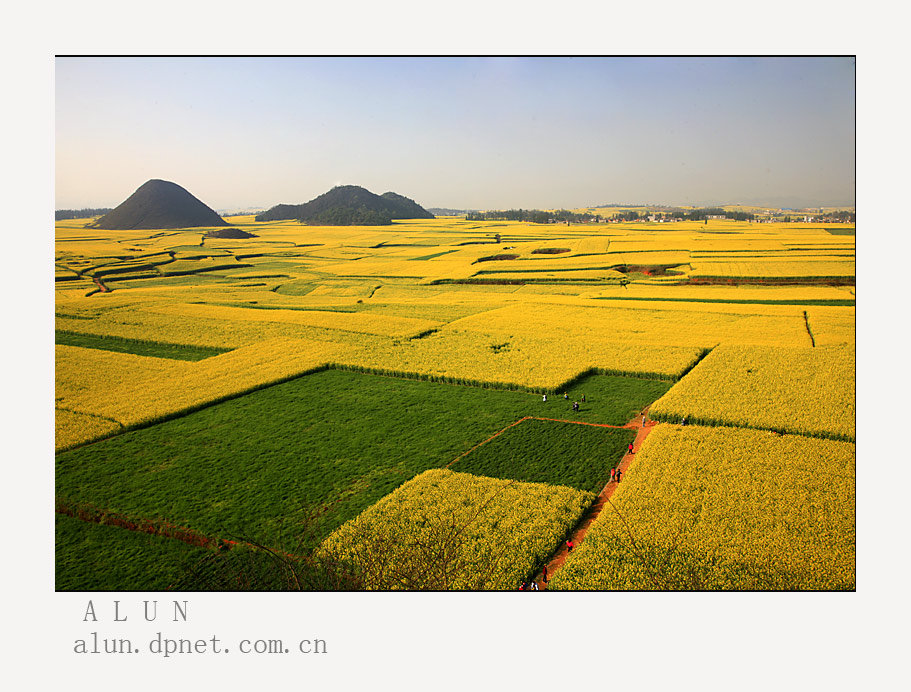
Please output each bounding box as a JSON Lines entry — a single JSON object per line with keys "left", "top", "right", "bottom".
{"left": 649, "top": 343, "right": 855, "bottom": 440}
{"left": 551, "top": 425, "right": 855, "bottom": 590}
{"left": 56, "top": 369, "right": 578, "bottom": 550}
{"left": 55, "top": 330, "right": 230, "bottom": 361}
{"left": 56, "top": 513, "right": 208, "bottom": 591}
{"left": 450, "top": 419, "right": 635, "bottom": 493}
{"left": 318, "top": 469, "right": 594, "bottom": 590}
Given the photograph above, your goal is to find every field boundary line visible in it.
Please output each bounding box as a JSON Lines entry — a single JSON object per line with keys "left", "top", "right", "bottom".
{"left": 54, "top": 405, "right": 124, "bottom": 429}
{"left": 446, "top": 417, "right": 531, "bottom": 468}
{"left": 645, "top": 414, "right": 854, "bottom": 443}
{"left": 803, "top": 310, "right": 816, "bottom": 347}
{"left": 55, "top": 499, "right": 312, "bottom": 564}
{"left": 55, "top": 498, "right": 236, "bottom": 551}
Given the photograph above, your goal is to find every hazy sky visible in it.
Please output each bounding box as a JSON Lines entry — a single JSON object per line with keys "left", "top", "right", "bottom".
{"left": 55, "top": 57, "right": 855, "bottom": 211}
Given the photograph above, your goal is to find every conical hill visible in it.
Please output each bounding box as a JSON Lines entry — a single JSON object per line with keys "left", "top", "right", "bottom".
{"left": 92, "top": 179, "right": 229, "bottom": 230}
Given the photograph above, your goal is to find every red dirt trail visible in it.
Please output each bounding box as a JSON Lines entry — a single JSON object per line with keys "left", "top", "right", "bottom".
{"left": 534, "top": 406, "right": 657, "bottom": 589}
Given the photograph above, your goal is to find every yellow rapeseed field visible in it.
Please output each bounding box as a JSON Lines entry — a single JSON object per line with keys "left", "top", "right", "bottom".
{"left": 55, "top": 214, "right": 855, "bottom": 462}
{"left": 648, "top": 343, "right": 855, "bottom": 440}
{"left": 55, "top": 337, "right": 356, "bottom": 447}
{"left": 448, "top": 302, "right": 814, "bottom": 348}
{"left": 143, "top": 303, "right": 442, "bottom": 338}
{"left": 55, "top": 302, "right": 388, "bottom": 350}
{"left": 585, "top": 283, "right": 855, "bottom": 303}
{"left": 550, "top": 424, "right": 855, "bottom": 590}
{"left": 318, "top": 469, "right": 594, "bottom": 590}
{"left": 689, "top": 260, "right": 854, "bottom": 279}
{"left": 332, "top": 329, "right": 704, "bottom": 387}
{"left": 472, "top": 269, "right": 627, "bottom": 282}
{"left": 805, "top": 305, "right": 855, "bottom": 345}
{"left": 55, "top": 409, "right": 123, "bottom": 452}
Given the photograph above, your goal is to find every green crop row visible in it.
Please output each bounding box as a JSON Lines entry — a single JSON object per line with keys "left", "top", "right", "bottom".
{"left": 55, "top": 330, "right": 231, "bottom": 361}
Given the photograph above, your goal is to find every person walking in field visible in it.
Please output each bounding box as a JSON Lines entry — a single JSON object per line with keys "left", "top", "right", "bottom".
{"left": 566, "top": 539, "right": 574, "bottom": 552}
{"left": 642, "top": 415, "right": 647, "bottom": 427}
{"left": 542, "top": 394, "right": 547, "bottom": 403}
{"left": 581, "top": 394, "right": 586, "bottom": 403}
{"left": 542, "top": 564, "right": 548, "bottom": 584}
{"left": 616, "top": 468, "right": 622, "bottom": 483}
{"left": 628, "top": 442, "right": 635, "bottom": 454}
{"left": 530, "top": 580, "right": 539, "bottom": 591}
{"left": 610, "top": 467, "right": 616, "bottom": 483}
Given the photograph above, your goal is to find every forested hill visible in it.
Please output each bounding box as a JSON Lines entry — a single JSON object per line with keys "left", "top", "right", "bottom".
{"left": 255, "top": 185, "right": 433, "bottom": 225}
{"left": 379, "top": 192, "right": 435, "bottom": 219}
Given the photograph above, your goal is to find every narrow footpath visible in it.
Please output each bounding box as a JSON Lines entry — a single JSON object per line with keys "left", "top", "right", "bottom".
{"left": 536, "top": 406, "right": 657, "bottom": 588}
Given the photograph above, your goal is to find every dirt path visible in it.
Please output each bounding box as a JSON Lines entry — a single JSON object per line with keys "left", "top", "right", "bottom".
{"left": 56, "top": 499, "right": 235, "bottom": 550}
{"left": 534, "top": 406, "right": 656, "bottom": 589}
{"left": 447, "top": 417, "right": 530, "bottom": 468}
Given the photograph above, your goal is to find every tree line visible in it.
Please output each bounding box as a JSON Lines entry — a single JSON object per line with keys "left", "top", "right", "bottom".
{"left": 796, "top": 210, "right": 855, "bottom": 223}
{"left": 55, "top": 208, "right": 112, "bottom": 221}
{"left": 466, "top": 209, "right": 604, "bottom": 223}
{"left": 465, "top": 207, "right": 757, "bottom": 223}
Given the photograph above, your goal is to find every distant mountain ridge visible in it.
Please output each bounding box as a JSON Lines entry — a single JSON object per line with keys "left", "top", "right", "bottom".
{"left": 91, "top": 179, "right": 228, "bottom": 230}
{"left": 255, "top": 185, "right": 434, "bottom": 225}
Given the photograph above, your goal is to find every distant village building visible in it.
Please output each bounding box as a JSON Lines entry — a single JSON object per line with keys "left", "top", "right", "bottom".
{"left": 706, "top": 214, "right": 725, "bottom": 220}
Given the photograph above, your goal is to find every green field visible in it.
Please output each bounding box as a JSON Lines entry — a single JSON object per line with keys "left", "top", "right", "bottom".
{"left": 55, "top": 514, "right": 208, "bottom": 590}
{"left": 547, "top": 376, "right": 672, "bottom": 424}
{"left": 55, "top": 330, "right": 231, "bottom": 361}
{"left": 450, "top": 418, "right": 635, "bottom": 493}
{"left": 56, "top": 368, "right": 665, "bottom": 589}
